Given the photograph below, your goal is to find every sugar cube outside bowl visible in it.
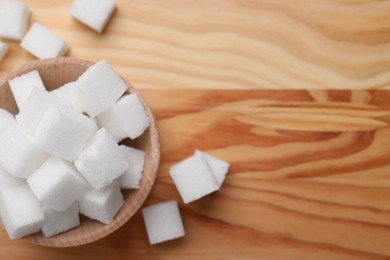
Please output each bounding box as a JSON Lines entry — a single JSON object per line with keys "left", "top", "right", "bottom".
{"left": 0, "top": 57, "right": 160, "bottom": 247}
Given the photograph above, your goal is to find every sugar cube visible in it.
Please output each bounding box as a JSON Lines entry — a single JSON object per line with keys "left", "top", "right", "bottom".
{"left": 97, "top": 94, "right": 150, "bottom": 141}
{"left": 0, "top": 185, "right": 44, "bottom": 240}
{"left": 75, "top": 60, "right": 127, "bottom": 117}
{"left": 75, "top": 128, "right": 129, "bottom": 189}
{"left": 41, "top": 202, "right": 80, "bottom": 237}
{"left": 78, "top": 181, "right": 123, "bottom": 224}
{"left": 0, "top": 1, "right": 29, "bottom": 40}
{"left": 70, "top": 0, "right": 116, "bottom": 33}
{"left": 169, "top": 152, "right": 219, "bottom": 204}
{"left": 89, "top": 116, "right": 99, "bottom": 133}
{"left": 21, "top": 23, "right": 69, "bottom": 59}
{"left": 8, "top": 70, "right": 46, "bottom": 109}
{"left": 27, "top": 156, "right": 88, "bottom": 212}
{"left": 0, "top": 41, "right": 8, "bottom": 61}
{"left": 119, "top": 145, "right": 145, "bottom": 189}
{"left": 0, "top": 166, "right": 24, "bottom": 192}
{"left": 52, "top": 82, "right": 85, "bottom": 113}
{"left": 34, "top": 106, "right": 96, "bottom": 161}
{"left": 142, "top": 200, "right": 185, "bottom": 245}
{"left": 16, "top": 88, "right": 68, "bottom": 136}
{"left": 0, "top": 125, "right": 48, "bottom": 178}
{"left": 194, "top": 150, "right": 229, "bottom": 187}
{"left": 0, "top": 108, "right": 16, "bottom": 137}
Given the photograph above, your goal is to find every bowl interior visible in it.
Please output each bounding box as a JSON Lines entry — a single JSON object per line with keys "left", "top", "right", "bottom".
{"left": 0, "top": 57, "right": 160, "bottom": 247}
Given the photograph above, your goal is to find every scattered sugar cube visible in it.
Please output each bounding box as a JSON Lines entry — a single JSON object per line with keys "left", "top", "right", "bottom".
{"left": 78, "top": 181, "right": 123, "bottom": 224}
{"left": 21, "top": 23, "right": 69, "bottom": 59}
{"left": 119, "top": 145, "right": 145, "bottom": 189}
{"left": 0, "top": 125, "right": 48, "bottom": 178}
{"left": 27, "top": 156, "right": 88, "bottom": 212}
{"left": 52, "top": 82, "right": 85, "bottom": 113}
{"left": 41, "top": 202, "right": 80, "bottom": 237}
{"left": 75, "top": 128, "right": 129, "bottom": 189}
{"left": 0, "top": 185, "right": 44, "bottom": 240}
{"left": 34, "top": 106, "right": 96, "bottom": 161}
{"left": 75, "top": 60, "right": 127, "bottom": 117}
{"left": 0, "top": 1, "right": 30, "bottom": 40}
{"left": 0, "top": 166, "right": 24, "bottom": 192}
{"left": 170, "top": 152, "right": 219, "bottom": 204}
{"left": 0, "top": 108, "right": 16, "bottom": 137}
{"left": 0, "top": 41, "right": 8, "bottom": 61}
{"left": 142, "top": 200, "right": 185, "bottom": 245}
{"left": 97, "top": 94, "right": 150, "bottom": 141}
{"left": 195, "top": 150, "right": 229, "bottom": 187}
{"left": 8, "top": 70, "right": 46, "bottom": 109}
{"left": 70, "top": 0, "right": 116, "bottom": 33}
{"left": 16, "top": 88, "right": 68, "bottom": 136}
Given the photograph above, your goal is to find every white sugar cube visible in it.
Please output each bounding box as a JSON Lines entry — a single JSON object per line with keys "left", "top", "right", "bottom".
{"left": 27, "top": 156, "right": 88, "bottom": 212}
{"left": 16, "top": 88, "right": 67, "bottom": 136}
{"left": 34, "top": 106, "right": 96, "bottom": 161}
{"left": 79, "top": 181, "right": 123, "bottom": 224}
{"left": 75, "top": 60, "right": 127, "bottom": 117}
{"left": 142, "top": 200, "right": 185, "bottom": 245}
{"left": 0, "top": 125, "right": 48, "bottom": 178}
{"left": 0, "top": 108, "right": 16, "bottom": 137}
{"left": 41, "top": 202, "right": 80, "bottom": 237}
{"left": 8, "top": 70, "right": 46, "bottom": 109}
{"left": 0, "top": 1, "right": 30, "bottom": 40}
{"left": 119, "top": 145, "right": 145, "bottom": 189}
{"left": 75, "top": 128, "right": 129, "bottom": 189}
{"left": 21, "top": 23, "right": 69, "bottom": 59}
{"left": 52, "top": 82, "right": 85, "bottom": 113}
{"left": 194, "top": 150, "right": 229, "bottom": 187}
{"left": 0, "top": 41, "right": 8, "bottom": 61}
{"left": 0, "top": 166, "right": 24, "bottom": 192}
{"left": 0, "top": 185, "right": 44, "bottom": 240}
{"left": 16, "top": 88, "right": 54, "bottom": 136}
{"left": 90, "top": 116, "right": 99, "bottom": 133}
{"left": 70, "top": 0, "right": 116, "bottom": 33}
{"left": 97, "top": 94, "right": 150, "bottom": 141}
{"left": 170, "top": 152, "right": 219, "bottom": 204}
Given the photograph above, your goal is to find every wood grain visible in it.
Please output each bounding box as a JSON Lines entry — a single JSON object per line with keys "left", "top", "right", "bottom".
{"left": 1, "top": 0, "right": 390, "bottom": 89}
{"left": 1, "top": 0, "right": 390, "bottom": 258}
{"left": 2, "top": 89, "right": 390, "bottom": 259}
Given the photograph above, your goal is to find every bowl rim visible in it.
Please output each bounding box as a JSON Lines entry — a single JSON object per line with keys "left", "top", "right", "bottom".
{"left": 0, "top": 57, "right": 160, "bottom": 247}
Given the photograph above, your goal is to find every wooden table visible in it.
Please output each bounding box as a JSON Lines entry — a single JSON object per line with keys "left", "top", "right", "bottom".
{"left": 1, "top": 1, "right": 390, "bottom": 259}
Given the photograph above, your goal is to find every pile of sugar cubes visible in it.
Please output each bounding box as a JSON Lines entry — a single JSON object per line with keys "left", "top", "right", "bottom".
{"left": 0, "top": 0, "right": 232, "bottom": 246}
{"left": 0, "top": 60, "right": 150, "bottom": 239}
{"left": 0, "top": 0, "right": 117, "bottom": 62}
{"left": 142, "top": 150, "right": 229, "bottom": 245}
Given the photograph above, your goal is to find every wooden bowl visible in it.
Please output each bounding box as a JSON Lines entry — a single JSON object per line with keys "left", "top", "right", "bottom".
{"left": 0, "top": 57, "right": 160, "bottom": 247}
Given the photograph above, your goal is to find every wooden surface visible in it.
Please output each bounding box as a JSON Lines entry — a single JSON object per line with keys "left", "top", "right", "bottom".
{"left": 1, "top": 0, "right": 390, "bottom": 89}
{"left": 1, "top": 0, "right": 390, "bottom": 259}
{"left": 1, "top": 89, "right": 390, "bottom": 259}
